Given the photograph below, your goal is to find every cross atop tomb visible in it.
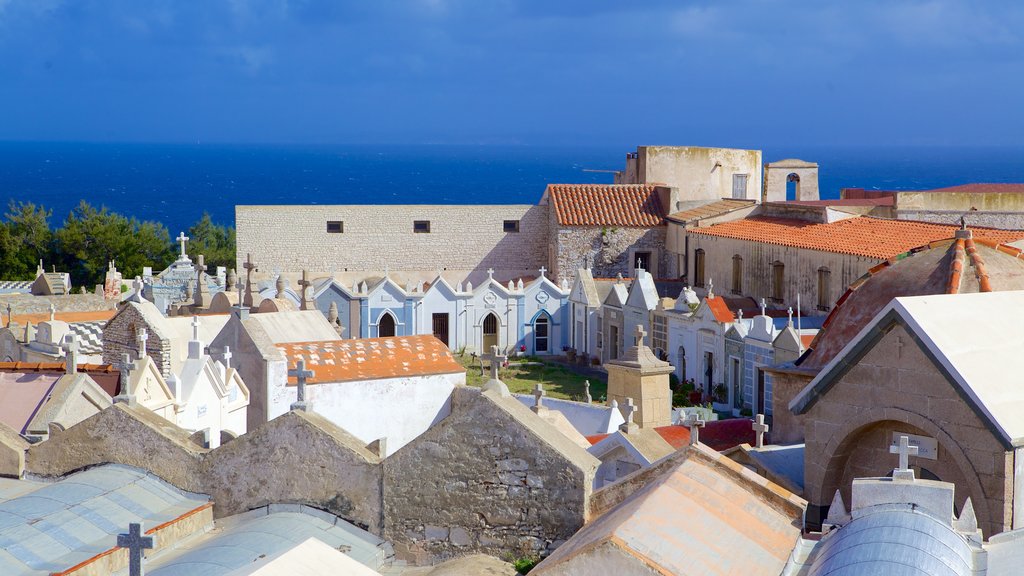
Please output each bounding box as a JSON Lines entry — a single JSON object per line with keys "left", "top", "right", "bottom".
{"left": 482, "top": 345, "right": 506, "bottom": 381}
{"left": 634, "top": 324, "right": 647, "bottom": 348}
{"left": 787, "top": 307, "right": 794, "bottom": 326}
{"left": 636, "top": 257, "right": 643, "bottom": 270}
{"left": 117, "top": 522, "right": 155, "bottom": 576}
{"left": 752, "top": 413, "right": 769, "bottom": 448}
{"left": 289, "top": 358, "right": 315, "bottom": 411}
{"left": 137, "top": 328, "right": 148, "bottom": 358}
{"left": 618, "top": 397, "right": 639, "bottom": 433}
{"left": 538, "top": 266, "right": 547, "bottom": 278}
{"left": 760, "top": 298, "right": 767, "bottom": 316}
{"left": 49, "top": 303, "right": 55, "bottom": 321}
{"left": 531, "top": 383, "right": 545, "bottom": 413}
{"left": 242, "top": 253, "right": 258, "bottom": 307}
{"left": 683, "top": 412, "right": 706, "bottom": 446}
{"left": 131, "top": 277, "right": 144, "bottom": 303}
{"left": 707, "top": 278, "right": 714, "bottom": 298}
{"left": 890, "top": 434, "right": 919, "bottom": 481}
{"left": 176, "top": 232, "right": 189, "bottom": 261}
{"left": 62, "top": 333, "right": 79, "bottom": 375}
{"left": 298, "top": 270, "right": 314, "bottom": 310}
{"left": 191, "top": 316, "right": 201, "bottom": 341}
{"left": 222, "top": 346, "right": 232, "bottom": 369}
{"left": 486, "top": 268, "right": 494, "bottom": 280}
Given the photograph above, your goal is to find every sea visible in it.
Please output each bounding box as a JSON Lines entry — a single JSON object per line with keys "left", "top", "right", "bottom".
{"left": 0, "top": 141, "right": 1022, "bottom": 235}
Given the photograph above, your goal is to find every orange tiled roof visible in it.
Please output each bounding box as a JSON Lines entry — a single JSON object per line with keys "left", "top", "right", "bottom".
{"left": 279, "top": 335, "right": 463, "bottom": 385}
{"left": 586, "top": 420, "right": 754, "bottom": 452}
{"left": 0, "top": 362, "right": 116, "bottom": 373}
{"left": 7, "top": 309, "right": 117, "bottom": 326}
{"left": 705, "top": 296, "right": 734, "bottom": 323}
{"left": 666, "top": 199, "right": 755, "bottom": 223}
{"left": 547, "top": 184, "right": 666, "bottom": 227}
{"left": 688, "top": 216, "right": 1024, "bottom": 260}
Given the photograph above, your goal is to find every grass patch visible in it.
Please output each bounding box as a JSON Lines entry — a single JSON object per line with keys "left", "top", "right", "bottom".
{"left": 458, "top": 354, "right": 606, "bottom": 403}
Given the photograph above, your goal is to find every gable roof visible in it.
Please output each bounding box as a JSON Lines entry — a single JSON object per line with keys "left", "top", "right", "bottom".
{"left": 569, "top": 269, "right": 600, "bottom": 307}
{"left": 666, "top": 198, "right": 757, "bottom": 224}
{"left": 625, "top": 270, "right": 658, "bottom": 311}
{"left": 589, "top": 428, "right": 676, "bottom": 465}
{"left": 792, "top": 291, "right": 1024, "bottom": 449}
{"left": 702, "top": 296, "right": 735, "bottom": 323}
{"left": 603, "top": 282, "right": 629, "bottom": 308}
{"left": 546, "top": 184, "right": 666, "bottom": 227}
{"left": 688, "top": 216, "right": 1024, "bottom": 260}
{"left": 280, "top": 335, "right": 463, "bottom": 385}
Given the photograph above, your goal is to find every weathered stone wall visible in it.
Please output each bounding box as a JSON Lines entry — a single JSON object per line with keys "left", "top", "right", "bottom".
{"left": 767, "top": 370, "right": 813, "bottom": 445}
{"left": 236, "top": 204, "right": 549, "bottom": 283}
{"left": 802, "top": 323, "right": 1010, "bottom": 537}
{"left": 898, "top": 210, "right": 1024, "bottom": 230}
{"left": 102, "top": 304, "right": 172, "bottom": 376}
{"left": 687, "top": 233, "right": 878, "bottom": 315}
{"left": 202, "top": 410, "right": 383, "bottom": 531}
{"left": 631, "top": 146, "right": 763, "bottom": 204}
{"left": 0, "top": 421, "right": 29, "bottom": 478}
{"left": 552, "top": 226, "right": 670, "bottom": 286}
{"left": 382, "top": 387, "right": 597, "bottom": 564}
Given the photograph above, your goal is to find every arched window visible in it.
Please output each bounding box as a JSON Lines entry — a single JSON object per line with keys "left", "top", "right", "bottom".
{"left": 378, "top": 312, "right": 396, "bottom": 337}
{"left": 786, "top": 173, "right": 801, "bottom": 201}
{"left": 731, "top": 255, "right": 743, "bottom": 294}
{"left": 694, "top": 249, "right": 706, "bottom": 287}
{"left": 534, "top": 315, "right": 550, "bottom": 354}
{"left": 482, "top": 313, "right": 499, "bottom": 352}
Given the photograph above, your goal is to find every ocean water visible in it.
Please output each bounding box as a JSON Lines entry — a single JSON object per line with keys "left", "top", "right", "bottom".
{"left": 0, "top": 141, "right": 1021, "bottom": 234}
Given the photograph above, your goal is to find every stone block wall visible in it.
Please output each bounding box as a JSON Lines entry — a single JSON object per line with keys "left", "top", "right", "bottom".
{"left": 236, "top": 204, "right": 550, "bottom": 282}
{"left": 552, "top": 226, "right": 670, "bottom": 286}
{"left": 382, "top": 387, "right": 595, "bottom": 564}
{"left": 102, "top": 303, "right": 172, "bottom": 377}
{"left": 898, "top": 210, "right": 1024, "bottom": 231}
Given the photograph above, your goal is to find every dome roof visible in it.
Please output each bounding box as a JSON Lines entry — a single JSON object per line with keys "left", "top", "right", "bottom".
{"left": 808, "top": 508, "right": 973, "bottom": 576}
{"left": 802, "top": 233, "right": 1024, "bottom": 371}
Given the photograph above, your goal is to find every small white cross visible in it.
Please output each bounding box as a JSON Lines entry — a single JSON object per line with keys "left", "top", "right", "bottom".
{"left": 117, "top": 522, "right": 155, "bottom": 576}
{"left": 752, "top": 414, "right": 769, "bottom": 448}
{"left": 191, "top": 315, "right": 201, "bottom": 341}
{"left": 622, "top": 397, "right": 637, "bottom": 426}
{"left": 176, "top": 231, "right": 189, "bottom": 258}
{"left": 684, "top": 412, "right": 706, "bottom": 446}
{"left": 62, "top": 334, "right": 79, "bottom": 375}
{"left": 634, "top": 324, "right": 647, "bottom": 347}
{"left": 222, "top": 345, "right": 232, "bottom": 369}
{"left": 538, "top": 266, "right": 547, "bottom": 278}
{"left": 787, "top": 307, "right": 793, "bottom": 324}
{"left": 760, "top": 298, "right": 767, "bottom": 316}
{"left": 137, "top": 328, "right": 148, "bottom": 357}
{"left": 486, "top": 268, "right": 494, "bottom": 279}
{"left": 890, "top": 434, "right": 919, "bottom": 480}
{"left": 481, "top": 345, "right": 506, "bottom": 381}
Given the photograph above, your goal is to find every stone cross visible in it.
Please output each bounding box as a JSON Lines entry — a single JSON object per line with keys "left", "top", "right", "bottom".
{"left": 191, "top": 315, "right": 201, "bottom": 341}
{"left": 132, "top": 277, "right": 145, "bottom": 303}
{"left": 222, "top": 345, "right": 232, "bottom": 369}
{"left": 787, "top": 307, "right": 793, "bottom": 326}
{"left": 486, "top": 268, "right": 494, "bottom": 280}
{"left": 635, "top": 324, "right": 647, "bottom": 347}
{"left": 289, "top": 358, "right": 314, "bottom": 411}
{"left": 707, "top": 278, "right": 714, "bottom": 298}
{"left": 242, "top": 253, "right": 258, "bottom": 307}
{"left": 49, "top": 303, "right": 55, "bottom": 321}
{"left": 62, "top": 333, "right": 79, "bottom": 375}
{"left": 196, "top": 254, "right": 205, "bottom": 272}
{"left": 531, "top": 383, "right": 545, "bottom": 413}
{"left": 538, "top": 266, "right": 547, "bottom": 278}
{"left": 113, "top": 352, "right": 137, "bottom": 405}
{"left": 683, "top": 412, "right": 706, "bottom": 446}
{"left": 298, "top": 269, "right": 314, "bottom": 310}
{"left": 584, "top": 380, "right": 592, "bottom": 404}
{"left": 636, "top": 257, "right": 643, "bottom": 270}
{"left": 753, "top": 414, "right": 769, "bottom": 448}
{"left": 176, "top": 231, "right": 189, "bottom": 259}
{"left": 137, "top": 328, "right": 148, "bottom": 359}
{"left": 117, "top": 522, "right": 155, "bottom": 576}
{"left": 890, "top": 434, "right": 919, "bottom": 481}
{"left": 481, "top": 345, "right": 506, "bottom": 381}
{"left": 622, "top": 397, "right": 636, "bottom": 426}
{"left": 895, "top": 336, "right": 905, "bottom": 359}
{"left": 760, "top": 298, "right": 767, "bottom": 316}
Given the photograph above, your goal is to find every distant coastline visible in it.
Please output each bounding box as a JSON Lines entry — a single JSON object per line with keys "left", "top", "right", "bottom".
{"left": 1, "top": 141, "right": 1022, "bottom": 235}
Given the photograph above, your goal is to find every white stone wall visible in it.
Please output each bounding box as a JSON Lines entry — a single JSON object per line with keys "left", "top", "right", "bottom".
{"left": 634, "top": 146, "right": 763, "bottom": 204}
{"left": 236, "top": 204, "right": 550, "bottom": 282}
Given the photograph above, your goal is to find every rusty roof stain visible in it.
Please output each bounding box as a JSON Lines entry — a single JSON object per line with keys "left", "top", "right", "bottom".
{"left": 688, "top": 216, "right": 1024, "bottom": 259}
{"left": 666, "top": 199, "right": 756, "bottom": 223}
{"left": 547, "top": 184, "right": 666, "bottom": 227}
{"left": 7, "top": 309, "right": 117, "bottom": 326}
{"left": 279, "top": 335, "right": 463, "bottom": 385}
{"left": 802, "top": 235, "right": 1024, "bottom": 371}
{"left": 705, "top": 296, "right": 735, "bottom": 323}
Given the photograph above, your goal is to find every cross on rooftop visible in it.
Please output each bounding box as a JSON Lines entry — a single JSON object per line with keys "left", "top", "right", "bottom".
{"left": 635, "top": 324, "right": 647, "bottom": 347}
{"left": 298, "top": 269, "right": 314, "bottom": 309}
{"left": 176, "top": 232, "right": 189, "bottom": 259}
{"left": 787, "top": 307, "right": 793, "bottom": 325}
{"left": 683, "top": 412, "right": 706, "bottom": 446}
{"left": 289, "top": 358, "right": 315, "bottom": 411}
{"left": 538, "top": 266, "right": 547, "bottom": 278}
{"left": 481, "top": 345, "right": 506, "bottom": 381}
{"left": 486, "top": 268, "right": 494, "bottom": 279}
{"left": 890, "top": 434, "right": 919, "bottom": 480}
{"left": 117, "top": 522, "right": 155, "bottom": 576}
{"left": 707, "top": 278, "right": 714, "bottom": 297}
{"left": 760, "top": 298, "right": 767, "bottom": 316}
{"left": 636, "top": 257, "right": 643, "bottom": 269}
{"left": 752, "top": 414, "right": 769, "bottom": 448}
{"left": 62, "top": 333, "right": 79, "bottom": 375}
{"left": 622, "top": 397, "right": 636, "bottom": 426}
{"left": 242, "top": 253, "right": 258, "bottom": 307}
{"left": 191, "top": 316, "right": 201, "bottom": 341}
{"left": 137, "top": 328, "right": 148, "bottom": 358}
{"left": 222, "top": 345, "right": 232, "bottom": 369}
{"left": 532, "top": 383, "right": 545, "bottom": 411}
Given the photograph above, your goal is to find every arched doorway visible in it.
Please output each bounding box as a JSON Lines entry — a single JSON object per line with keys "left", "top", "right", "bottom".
{"left": 378, "top": 312, "right": 396, "bottom": 338}
{"left": 677, "top": 346, "right": 686, "bottom": 382}
{"left": 482, "top": 313, "right": 498, "bottom": 352}
{"left": 786, "top": 173, "right": 801, "bottom": 201}
{"left": 534, "top": 314, "right": 551, "bottom": 354}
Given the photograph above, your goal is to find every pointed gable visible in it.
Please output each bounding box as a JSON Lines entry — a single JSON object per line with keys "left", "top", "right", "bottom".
{"left": 569, "top": 269, "right": 599, "bottom": 307}
{"left": 625, "top": 270, "right": 658, "bottom": 311}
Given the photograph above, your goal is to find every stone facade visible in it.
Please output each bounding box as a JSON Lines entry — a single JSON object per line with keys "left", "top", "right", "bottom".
{"left": 798, "top": 322, "right": 1012, "bottom": 537}
{"left": 763, "top": 159, "right": 819, "bottom": 202}
{"left": 236, "top": 204, "right": 550, "bottom": 284}
{"left": 382, "top": 387, "right": 598, "bottom": 563}
{"left": 551, "top": 226, "right": 670, "bottom": 286}
{"left": 615, "top": 145, "right": 764, "bottom": 204}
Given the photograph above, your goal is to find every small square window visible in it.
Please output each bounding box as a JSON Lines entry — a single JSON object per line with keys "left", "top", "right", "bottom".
{"left": 503, "top": 220, "right": 520, "bottom": 233}
{"left": 326, "top": 221, "right": 344, "bottom": 233}
{"left": 414, "top": 220, "right": 431, "bottom": 233}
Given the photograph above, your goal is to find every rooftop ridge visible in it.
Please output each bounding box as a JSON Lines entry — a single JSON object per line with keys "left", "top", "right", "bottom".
{"left": 947, "top": 238, "right": 965, "bottom": 295}
{"left": 965, "top": 237, "right": 992, "bottom": 292}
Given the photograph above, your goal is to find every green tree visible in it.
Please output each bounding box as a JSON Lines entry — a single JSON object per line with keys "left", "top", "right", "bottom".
{"left": 54, "top": 201, "right": 174, "bottom": 286}
{"left": 186, "top": 212, "right": 236, "bottom": 273}
{"left": 0, "top": 201, "right": 54, "bottom": 279}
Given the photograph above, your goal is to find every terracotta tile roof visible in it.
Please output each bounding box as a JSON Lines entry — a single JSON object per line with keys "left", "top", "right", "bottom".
{"left": 800, "top": 334, "right": 816, "bottom": 348}
{"left": 666, "top": 199, "right": 756, "bottom": 223}
{"left": 688, "top": 216, "right": 1024, "bottom": 260}
{"left": 0, "top": 361, "right": 117, "bottom": 373}
{"left": 279, "top": 335, "right": 463, "bottom": 385}
{"left": 705, "top": 296, "right": 734, "bottom": 323}
{"left": 7, "top": 309, "right": 117, "bottom": 326}
{"left": 547, "top": 184, "right": 666, "bottom": 227}
{"left": 586, "top": 419, "right": 755, "bottom": 452}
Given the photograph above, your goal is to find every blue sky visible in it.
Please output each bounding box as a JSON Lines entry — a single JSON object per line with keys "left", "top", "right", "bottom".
{"left": 0, "top": 0, "right": 1021, "bottom": 146}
